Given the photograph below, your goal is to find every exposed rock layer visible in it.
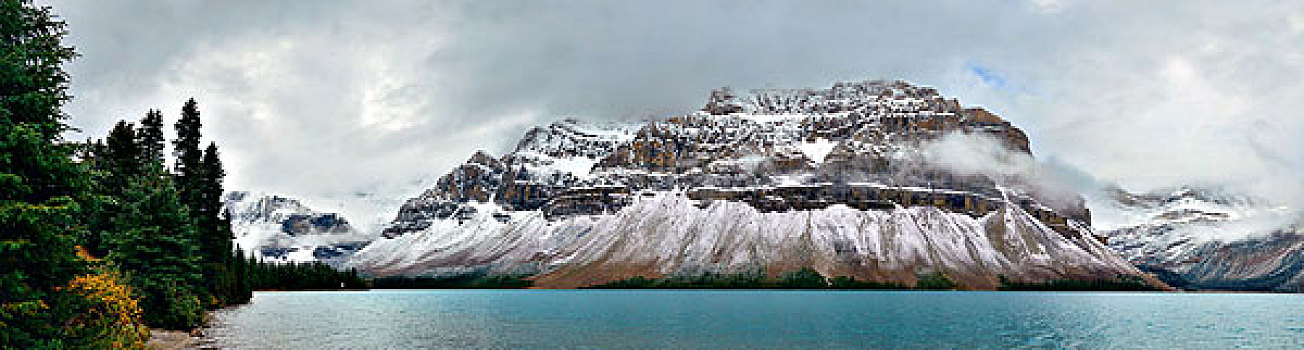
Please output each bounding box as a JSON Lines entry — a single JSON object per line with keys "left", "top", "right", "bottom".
{"left": 351, "top": 80, "right": 1159, "bottom": 289}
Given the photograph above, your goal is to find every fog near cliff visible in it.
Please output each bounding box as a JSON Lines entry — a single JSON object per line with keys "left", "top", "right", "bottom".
{"left": 46, "top": 0, "right": 1304, "bottom": 225}
{"left": 919, "top": 133, "right": 1087, "bottom": 210}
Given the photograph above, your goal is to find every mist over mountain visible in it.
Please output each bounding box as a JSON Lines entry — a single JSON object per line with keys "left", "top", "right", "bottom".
{"left": 332, "top": 80, "right": 1162, "bottom": 289}
{"left": 1101, "top": 186, "right": 1304, "bottom": 291}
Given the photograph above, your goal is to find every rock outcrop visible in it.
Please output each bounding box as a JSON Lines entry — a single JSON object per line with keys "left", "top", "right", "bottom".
{"left": 351, "top": 80, "right": 1159, "bottom": 289}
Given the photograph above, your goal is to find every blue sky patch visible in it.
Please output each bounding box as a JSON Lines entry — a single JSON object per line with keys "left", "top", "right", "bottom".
{"left": 967, "top": 63, "right": 1007, "bottom": 89}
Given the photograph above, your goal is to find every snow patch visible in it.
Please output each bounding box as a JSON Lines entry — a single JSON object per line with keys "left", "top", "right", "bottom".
{"left": 797, "top": 138, "right": 838, "bottom": 164}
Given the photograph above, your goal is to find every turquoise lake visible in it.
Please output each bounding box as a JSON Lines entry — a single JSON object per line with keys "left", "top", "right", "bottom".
{"left": 202, "top": 290, "right": 1304, "bottom": 349}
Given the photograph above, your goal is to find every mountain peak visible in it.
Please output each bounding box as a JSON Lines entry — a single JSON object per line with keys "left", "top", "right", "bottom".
{"left": 348, "top": 80, "right": 1157, "bottom": 290}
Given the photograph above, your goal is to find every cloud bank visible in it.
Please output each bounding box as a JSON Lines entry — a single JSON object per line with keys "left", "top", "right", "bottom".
{"left": 45, "top": 0, "right": 1304, "bottom": 226}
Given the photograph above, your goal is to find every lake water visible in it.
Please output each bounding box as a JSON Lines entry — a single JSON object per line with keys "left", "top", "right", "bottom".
{"left": 202, "top": 290, "right": 1304, "bottom": 349}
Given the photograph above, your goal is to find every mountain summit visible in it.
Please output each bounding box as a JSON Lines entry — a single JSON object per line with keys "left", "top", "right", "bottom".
{"left": 349, "top": 80, "right": 1162, "bottom": 289}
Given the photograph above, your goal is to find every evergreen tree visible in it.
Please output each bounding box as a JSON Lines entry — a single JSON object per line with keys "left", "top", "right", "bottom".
{"left": 229, "top": 246, "right": 253, "bottom": 303}
{"left": 101, "top": 120, "right": 141, "bottom": 188}
{"left": 198, "top": 142, "right": 229, "bottom": 264}
{"left": 107, "top": 174, "right": 204, "bottom": 329}
{"left": 173, "top": 99, "right": 203, "bottom": 197}
{"left": 137, "top": 109, "right": 166, "bottom": 167}
{"left": 0, "top": 0, "right": 88, "bottom": 346}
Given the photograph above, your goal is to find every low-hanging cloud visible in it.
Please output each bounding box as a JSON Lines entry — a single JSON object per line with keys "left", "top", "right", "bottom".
{"left": 919, "top": 132, "right": 1092, "bottom": 212}
{"left": 44, "top": 0, "right": 1304, "bottom": 228}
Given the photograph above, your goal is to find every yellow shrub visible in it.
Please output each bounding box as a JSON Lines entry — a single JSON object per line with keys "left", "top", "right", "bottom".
{"left": 58, "top": 247, "right": 150, "bottom": 349}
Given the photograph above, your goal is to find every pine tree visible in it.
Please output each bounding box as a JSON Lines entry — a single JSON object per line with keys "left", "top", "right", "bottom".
{"left": 0, "top": 0, "right": 87, "bottom": 346}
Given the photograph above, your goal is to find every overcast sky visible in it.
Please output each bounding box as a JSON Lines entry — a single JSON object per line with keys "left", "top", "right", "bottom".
{"left": 46, "top": 0, "right": 1304, "bottom": 225}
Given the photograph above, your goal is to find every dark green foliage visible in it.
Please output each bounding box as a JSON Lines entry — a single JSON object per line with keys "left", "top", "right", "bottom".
{"left": 775, "top": 267, "right": 828, "bottom": 288}
{"left": 641, "top": 271, "right": 770, "bottom": 289}
{"left": 101, "top": 121, "right": 141, "bottom": 188}
{"left": 0, "top": 0, "right": 89, "bottom": 346}
{"left": 107, "top": 174, "right": 204, "bottom": 329}
{"left": 247, "top": 260, "right": 367, "bottom": 290}
{"left": 166, "top": 100, "right": 240, "bottom": 305}
{"left": 997, "top": 275, "right": 1162, "bottom": 291}
{"left": 154, "top": 281, "right": 203, "bottom": 330}
{"left": 0, "top": 0, "right": 76, "bottom": 135}
{"left": 585, "top": 276, "right": 662, "bottom": 289}
{"left": 197, "top": 142, "right": 230, "bottom": 265}
{"left": 914, "top": 272, "right": 959, "bottom": 290}
{"left": 828, "top": 276, "right": 909, "bottom": 290}
{"left": 586, "top": 269, "right": 804, "bottom": 289}
{"left": 590, "top": 269, "right": 947, "bottom": 290}
{"left": 172, "top": 99, "right": 202, "bottom": 187}
{"left": 372, "top": 274, "right": 533, "bottom": 289}
{"left": 82, "top": 103, "right": 239, "bottom": 329}
{"left": 136, "top": 109, "right": 165, "bottom": 166}
{"left": 585, "top": 271, "right": 775, "bottom": 289}
{"left": 83, "top": 99, "right": 253, "bottom": 327}
{"left": 227, "top": 246, "right": 253, "bottom": 303}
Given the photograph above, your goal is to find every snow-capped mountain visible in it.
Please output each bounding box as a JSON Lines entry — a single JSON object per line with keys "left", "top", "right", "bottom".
{"left": 1100, "top": 186, "right": 1303, "bottom": 291}
{"left": 224, "top": 191, "right": 375, "bottom": 267}
{"left": 348, "top": 80, "right": 1162, "bottom": 289}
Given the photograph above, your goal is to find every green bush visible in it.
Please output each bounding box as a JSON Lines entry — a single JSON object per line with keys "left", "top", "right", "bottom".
{"left": 914, "top": 272, "right": 958, "bottom": 290}
{"left": 828, "top": 276, "right": 909, "bottom": 290}
{"left": 142, "top": 282, "right": 204, "bottom": 330}
{"left": 775, "top": 267, "right": 828, "bottom": 289}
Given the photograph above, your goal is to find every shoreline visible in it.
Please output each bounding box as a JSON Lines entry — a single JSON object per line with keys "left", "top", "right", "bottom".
{"left": 145, "top": 329, "right": 203, "bottom": 350}
{"left": 145, "top": 303, "right": 232, "bottom": 349}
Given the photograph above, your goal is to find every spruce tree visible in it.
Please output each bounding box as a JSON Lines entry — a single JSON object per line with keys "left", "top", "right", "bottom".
{"left": 101, "top": 120, "right": 141, "bottom": 188}
{"left": 108, "top": 173, "right": 204, "bottom": 329}
{"left": 173, "top": 99, "right": 203, "bottom": 205}
{"left": 137, "top": 109, "right": 166, "bottom": 167}
{"left": 83, "top": 122, "right": 142, "bottom": 259}
{"left": 0, "top": 0, "right": 87, "bottom": 346}
{"left": 198, "top": 142, "right": 229, "bottom": 264}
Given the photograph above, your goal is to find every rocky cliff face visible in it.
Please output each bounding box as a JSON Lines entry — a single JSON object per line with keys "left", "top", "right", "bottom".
{"left": 350, "top": 80, "right": 1158, "bottom": 289}
{"left": 224, "top": 191, "right": 374, "bottom": 266}
{"left": 1100, "top": 187, "right": 1303, "bottom": 291}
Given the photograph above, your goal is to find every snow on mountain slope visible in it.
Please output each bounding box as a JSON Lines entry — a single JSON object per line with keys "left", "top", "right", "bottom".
{"left": 355, "top": 191, "right": 1143, "bottom": 289}
{"left": 224, "top": 191, "right": 376, "bottom": 266}
{"left": 350, "top": 79, "right": 1160, "bottom": 289}
{"left": 1100, "top": 187, "right": 1303, "bottom": 291}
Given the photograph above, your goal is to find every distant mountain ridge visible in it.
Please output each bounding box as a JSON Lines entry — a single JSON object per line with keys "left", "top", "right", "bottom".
{"left": 346, "top": 80, "right": 1162, "bottom": 289}
{"left": 1101, "top": 186, "right": 1303, "bottom": 291}
{"left": 223, "top": 191, "right": 374, "bottom": 267}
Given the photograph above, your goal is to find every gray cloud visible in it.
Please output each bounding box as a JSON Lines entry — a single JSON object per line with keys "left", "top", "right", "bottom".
{"left": 45, "top": 0, "right": 1304, "bottom": 226}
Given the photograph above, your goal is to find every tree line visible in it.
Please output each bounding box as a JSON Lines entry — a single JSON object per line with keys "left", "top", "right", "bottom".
{"left": 1, "top": 1, "right": 360, "bottom": 348}
{"left": 586, "top": 268, "right": 956, "bottom": 290}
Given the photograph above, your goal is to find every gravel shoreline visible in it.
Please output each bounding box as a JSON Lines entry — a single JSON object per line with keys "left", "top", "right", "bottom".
{"left": 146, "top": 311, "right": 219, "bottom": 349}
{"left": 145, "top": 329, "right": 203, "bottom": 350}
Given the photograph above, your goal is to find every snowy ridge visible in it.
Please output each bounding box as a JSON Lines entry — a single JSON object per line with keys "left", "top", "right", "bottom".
{"left": 1101, "top": 186, "right": 1303, "bottom": 290}
{"left": 350, "top": 79, "right": 1156, "bottom": 289}
{"left": 354, "top": 191, "right": 1143, "bottom": 289}
{"left": 224, "top": 191, "right": 375, "bottom": 266}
